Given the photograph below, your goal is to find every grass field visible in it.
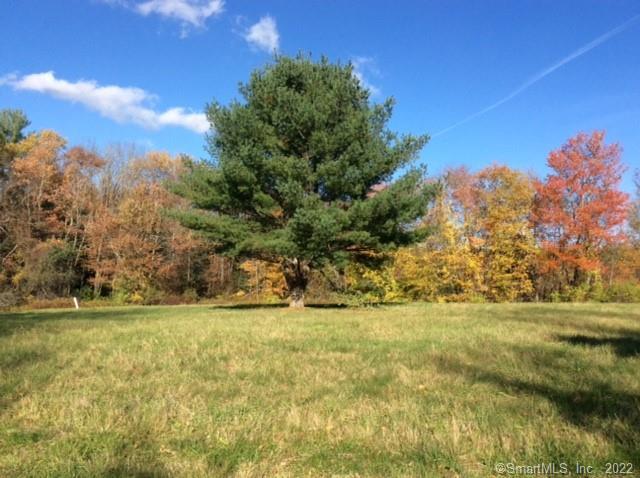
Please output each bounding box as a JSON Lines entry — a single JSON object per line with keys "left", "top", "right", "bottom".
{"left": 1, "top": 303, "right": 639, "bottom": 477}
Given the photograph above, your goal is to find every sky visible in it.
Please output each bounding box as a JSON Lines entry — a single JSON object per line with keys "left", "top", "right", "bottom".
{"left": 1, "top": 0, "right": 639, "bottom": 192}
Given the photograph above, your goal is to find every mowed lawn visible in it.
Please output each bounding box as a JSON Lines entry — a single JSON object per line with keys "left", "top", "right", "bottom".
{"left": 1, "top": 304, "right": 639, "bottom": 477}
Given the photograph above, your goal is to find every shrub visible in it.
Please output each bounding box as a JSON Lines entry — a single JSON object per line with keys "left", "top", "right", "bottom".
{"left": 25, "top": 297, "right": 76, "bottom": 310}
{"left": 13, "top": 240, "right": 82, "bottom": 298}
{"left": 181, "top": 288, "right": 199, "bottom": 304}
{"left": 0, "top": 289, "right": 22, "bottom": 309}
{"left": 599, "top": 282, "right": 640, "bottom": 303}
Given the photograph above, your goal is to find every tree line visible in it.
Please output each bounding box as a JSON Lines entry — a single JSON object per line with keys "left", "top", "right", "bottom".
{"left": 354, "top": 151, "right": 639, "bottom": 304}
{"left": 0, "top": 112, "right": 234, "bottom": 307}
{"left": 1, "top": 56, "right": 639, "bottom": 307}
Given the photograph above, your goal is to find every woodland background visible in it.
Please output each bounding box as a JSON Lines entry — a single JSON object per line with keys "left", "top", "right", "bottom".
{"left": 1, "top": 109, "right": 639, "bottom": 308}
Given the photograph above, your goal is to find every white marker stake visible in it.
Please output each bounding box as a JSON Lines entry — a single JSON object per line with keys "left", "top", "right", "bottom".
{"left": 73, "top": 297, "right": 80, "bottom": 309}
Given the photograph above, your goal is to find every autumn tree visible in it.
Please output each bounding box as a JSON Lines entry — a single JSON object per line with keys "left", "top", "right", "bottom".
{"left": 84, "top": 151, "right": 213, "bottom": 302}
{"left": 472, "top": 165, "right": 537, "bottom": 301}
{"left": 532, "top": 131, "right": 628, "bottom": 294}
{"left": 84, "top": 144, "right": 133, "bottom": 296}
{"left": 174, "top": 55, "right": 433, "bottom": 307}
{"left": 0, "top": 130, "right": 78, "bottom": 298}
{"left": 5, "top": 131, "right": 65, "bottom": 238}
{"left": 630, "top": 170, "right": 640, "bottom": 245}
{"left": 0, "top": 110, "right": 31, "bottom": 303}
{"left": 394, "top": 180, "right": 482, "bottom": 302}
{"left": 239, "top": 259, "right": 287, "bottom": 301}
{"left": 445, "top": 166, "right": 477, "bottom": 235}
{"left": 84, "top": 203, "right": 119, "bottom": 297}
{"left": 601, "top": 170, "right": 640, "bottom": 290}
{"left": 55, "top": 147, "right": 105, "bottom": 263}
{"left": 0, "top": 110, "right": 30, "bottom": 236}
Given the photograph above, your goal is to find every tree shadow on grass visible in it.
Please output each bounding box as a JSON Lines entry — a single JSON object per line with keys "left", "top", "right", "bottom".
{"left": 208, "top": 301, "right": 412, "bottom": 310}
{"left": 497, "top": 306, "right": 640, "bottom": 336}
{"left": 208, "top": 302, "right": 351, "bottom": 310}
{"left": 439, "top": 359, "right": 640, "bottom": 463}
{"left": 557, "top": 334, "right": 640, "bottom": 357}
{"left": 0, "top": 348, "right": 53, "bottom": 411}
{"left": 0, "top": 302, "right": 360, "bottom": 339}
{"left": 208, "top": 303, "right": 288, "bottom": 310}
{"left": 0, "top": 308, "right": 160, "bottom": 409}
{"left": 0, "top": 307, "right": 161, "bottom": 338}
{"left": 82, "top": 431, "right": 172, "bottom": 478}
{"left": 435, "top": 352, "right": 640, "bottom": 461}
{"left": 102, "top": 464, "right": 169, "bottom": 478}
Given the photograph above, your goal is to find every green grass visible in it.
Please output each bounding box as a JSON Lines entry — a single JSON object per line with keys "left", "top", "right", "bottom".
{"left": 1, "top": 303, "right": 639, "bottom": 477}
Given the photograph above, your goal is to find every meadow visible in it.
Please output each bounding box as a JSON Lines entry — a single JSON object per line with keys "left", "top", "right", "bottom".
{"left": 1, "top": 303, "right": 639, "bottom": 477}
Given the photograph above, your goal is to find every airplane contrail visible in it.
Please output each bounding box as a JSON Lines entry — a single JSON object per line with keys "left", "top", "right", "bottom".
{"left": 432, "top": 14, "right": 640, "bottom": 138}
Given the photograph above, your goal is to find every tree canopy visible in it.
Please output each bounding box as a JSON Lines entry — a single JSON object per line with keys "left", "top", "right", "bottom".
{"left": 0, "top": 106, "right": 638, "bottom": 307}
{"left": 0, "top": 109, "right": 30, "bottom": 183}
{"left": 174, "top": 55, "right": 433, "bottom": 306}
{"left": 532, "top": 131, "right": 629, "bottom": 291}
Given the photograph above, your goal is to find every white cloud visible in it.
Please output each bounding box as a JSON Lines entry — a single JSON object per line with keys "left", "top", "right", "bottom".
{"left": 244, "top": 16, "right": 279, "bottom": 53}
{"left": 102, "top": 0, "right": 224, "bottom": 36}
{"left": 157, "top": 107, "right": 209, "bottom": 132}
{"left": 136, "top": 0, "right": 223, "bottom": 26}
{"left": 3, "top": 71, "right": 209, "bottom": 134}
{"left": 351, "top": 56, "right": 381, "bottom": 96}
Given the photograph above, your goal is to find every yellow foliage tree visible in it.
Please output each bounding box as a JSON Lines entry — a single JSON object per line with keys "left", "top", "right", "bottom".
{"left": 394, "top": 182, "right": 482, "bottom": 302}
{"left": 473, "top": 165, "right": 538, "bottom": 301}
{"left": 344, "top": 254, "right": 402, "bottom": 304}
{"left": 239, "top": 259, "right": 286, "bottom": 302}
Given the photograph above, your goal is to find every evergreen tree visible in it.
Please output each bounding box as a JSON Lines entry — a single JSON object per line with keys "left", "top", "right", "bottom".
{"left": 0, "top": 109, "right": 30, "bottom": 184}
{"left": 174, "top": 55, "right": 433, "bottom": 306}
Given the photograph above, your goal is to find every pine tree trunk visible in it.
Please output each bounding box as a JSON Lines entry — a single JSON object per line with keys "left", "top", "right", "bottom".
{"left": 289, "top": 285, "right": 305, "bottom": 308}
{"left": 283, "top": 258, "right": 309, "bottom": 308}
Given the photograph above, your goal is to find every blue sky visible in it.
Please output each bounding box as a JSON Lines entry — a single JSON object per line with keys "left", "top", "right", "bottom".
{"left": 1, "top": 0, "right": 639, "bottom": 191}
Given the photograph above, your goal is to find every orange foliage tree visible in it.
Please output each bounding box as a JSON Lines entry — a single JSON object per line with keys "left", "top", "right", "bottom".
{"left": 532, "top": 131, "right": 628, "bottom": 294}
{"left": 85, "top": 152, "right": 212, "bottom": 302}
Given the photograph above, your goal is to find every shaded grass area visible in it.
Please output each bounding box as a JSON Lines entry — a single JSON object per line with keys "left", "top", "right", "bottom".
{"left": 0, "top": 303, "right": 639, "bottom": 477}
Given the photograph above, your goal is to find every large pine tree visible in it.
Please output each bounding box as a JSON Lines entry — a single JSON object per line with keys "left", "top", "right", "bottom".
{"left": 174, "top": 55, "right": 433, "bottom": 307}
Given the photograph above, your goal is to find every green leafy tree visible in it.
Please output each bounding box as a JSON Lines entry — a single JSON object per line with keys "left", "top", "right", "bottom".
{"left": 0, "top": 109, "right": 30, "bottom": 184}
{"left": 174, "top": 55, "right": 433, "bottom": 307}
{"left": 0, "top": 109, "right": 30, "bottom": 143}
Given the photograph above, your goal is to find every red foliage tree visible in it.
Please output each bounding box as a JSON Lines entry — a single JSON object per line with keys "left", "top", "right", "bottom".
{"left": 532, "top": 131, "right": 628, "bottom": 289}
